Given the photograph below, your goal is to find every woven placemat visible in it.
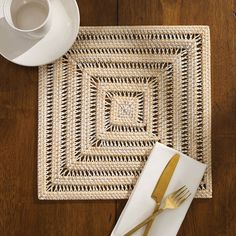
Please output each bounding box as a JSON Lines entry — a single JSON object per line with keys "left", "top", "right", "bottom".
{"left": 38, "top": 26, "right": 211, "bottom": 200}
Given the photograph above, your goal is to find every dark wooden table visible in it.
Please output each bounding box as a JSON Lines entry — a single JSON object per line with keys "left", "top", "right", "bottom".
{"left": 0, "top": 0, "right": 236, "bottom": 235}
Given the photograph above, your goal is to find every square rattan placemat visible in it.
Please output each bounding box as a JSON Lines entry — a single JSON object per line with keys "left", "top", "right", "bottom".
{"left": 38, "top": 26, "right": 211, "bottom": 199}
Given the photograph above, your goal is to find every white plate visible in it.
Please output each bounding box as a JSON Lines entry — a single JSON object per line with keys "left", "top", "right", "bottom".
{"left": 0, "top": 0, "right": 80, "bottom": 66}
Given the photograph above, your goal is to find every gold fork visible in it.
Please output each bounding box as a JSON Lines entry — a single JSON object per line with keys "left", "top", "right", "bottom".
{"left": 124, "top": 186, "right": 191, "bottom": 236}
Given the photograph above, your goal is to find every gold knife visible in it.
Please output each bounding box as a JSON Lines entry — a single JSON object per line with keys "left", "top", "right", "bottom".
{"left": 143, "top": 153, "right": 180, "bottom": 236}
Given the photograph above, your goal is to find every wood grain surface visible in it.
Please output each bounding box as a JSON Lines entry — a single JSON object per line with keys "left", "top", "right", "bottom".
{"left": 0, "top": 0, "right": 235, "bottom": 235}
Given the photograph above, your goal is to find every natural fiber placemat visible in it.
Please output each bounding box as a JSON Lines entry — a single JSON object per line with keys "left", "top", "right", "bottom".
{"left": 38, "top": 26, "right": 211, "bottom": 200}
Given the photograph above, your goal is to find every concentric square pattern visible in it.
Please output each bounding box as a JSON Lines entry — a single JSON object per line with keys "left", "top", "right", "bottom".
{"left": 38, "top": 26, "right": 211, "bottom": 199}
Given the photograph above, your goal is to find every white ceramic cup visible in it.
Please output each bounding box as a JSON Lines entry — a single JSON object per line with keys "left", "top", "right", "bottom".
{"left": 3, "top": 0, "right": 52, "bottom": 38}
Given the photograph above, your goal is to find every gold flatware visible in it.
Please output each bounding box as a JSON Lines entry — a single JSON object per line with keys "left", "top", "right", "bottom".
{"left": 124, "top": 186, "right": 191, "bottom": 236}
{"left": 143, "top": 153, "right": 180, "bottom": 236}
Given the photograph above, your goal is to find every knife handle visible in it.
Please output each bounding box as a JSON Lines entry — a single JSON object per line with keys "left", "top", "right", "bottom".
{"left": 124, "top": 209, "right": 164, "bottom": 236}
{"left": 143, "top": 204, "right": 160, "bottom": 236}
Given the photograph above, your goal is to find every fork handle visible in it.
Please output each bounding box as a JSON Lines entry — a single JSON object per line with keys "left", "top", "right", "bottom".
{"left": 124, "top": 209, "right": 164, "bottom": 236}
{"left": 143, "top": 204, "right": 160, "bottom": 236}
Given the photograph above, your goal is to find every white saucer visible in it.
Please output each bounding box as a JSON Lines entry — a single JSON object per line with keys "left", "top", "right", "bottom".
{"left": 0, "top": 0, "right": 80, "bottom": 66}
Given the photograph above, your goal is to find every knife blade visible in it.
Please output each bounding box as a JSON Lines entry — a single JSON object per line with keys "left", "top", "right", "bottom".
{"left": 143, "top": 153, "right": 180, "bottom": 235}
{"left": 152, "top": 153, "right": 180, "bottom": 203}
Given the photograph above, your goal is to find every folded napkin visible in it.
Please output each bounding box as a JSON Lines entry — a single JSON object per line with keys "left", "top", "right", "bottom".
{"left": 111, "top": 142, "right": 206, "bottom": 236}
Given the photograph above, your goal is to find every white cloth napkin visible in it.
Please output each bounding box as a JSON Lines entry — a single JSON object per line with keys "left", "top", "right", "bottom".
{"left": 111, "top": 142, "right": 206, "bottom": 236}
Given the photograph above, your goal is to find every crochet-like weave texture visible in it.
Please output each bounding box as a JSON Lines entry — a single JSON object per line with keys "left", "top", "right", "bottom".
{"left": 38, "top": 26, "right": 212, "bottom": 199}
